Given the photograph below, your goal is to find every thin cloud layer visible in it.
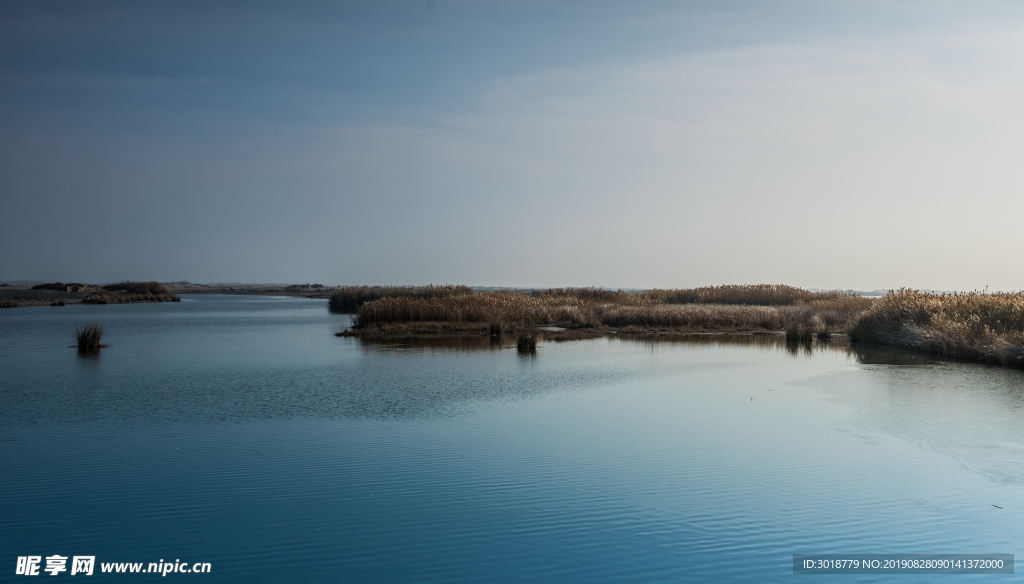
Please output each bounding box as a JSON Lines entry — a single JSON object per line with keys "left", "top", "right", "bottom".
{"left": 1, "top": 2, "right": 1022, "bottom": 289}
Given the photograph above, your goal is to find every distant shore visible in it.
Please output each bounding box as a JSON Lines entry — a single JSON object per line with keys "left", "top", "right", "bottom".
{"left": 0, "top": 281, "right": 180, "bottom": 308}
{"left": 0, "top": 289, "right": 83, "bottom": 307}
{"left": 0, "top": 282, "right": 331, "bottom": 308}
{"left": 164, "top": 282, "right": 333, "bottom": 299}
{"left": 5, "top": 281, "right": 1021, "bottom": 369}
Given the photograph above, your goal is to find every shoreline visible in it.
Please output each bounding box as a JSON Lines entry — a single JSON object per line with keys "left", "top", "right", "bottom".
{"left": 337, "top": 322, "right": 815, "bottom": 341}
{"left": 331, "top": 285, "right": 1024, "bottom": 369}
{"left": 0, "top": 282, "right": 180, "bottom": 308}
{"left": 173, "top": 290, "right": 333, "bottom": 299}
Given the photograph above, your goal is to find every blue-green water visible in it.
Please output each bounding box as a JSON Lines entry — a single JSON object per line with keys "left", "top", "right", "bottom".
{"left": 2, "top": 295, "right": 1023, "bottom": 582}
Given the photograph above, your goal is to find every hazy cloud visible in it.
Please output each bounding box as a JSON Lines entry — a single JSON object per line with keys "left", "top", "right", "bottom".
{"left": 2, "top": 2, "right": 1023, "bottom": 289}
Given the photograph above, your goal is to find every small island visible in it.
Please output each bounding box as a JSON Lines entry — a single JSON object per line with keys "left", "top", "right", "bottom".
{"left": 0, "top": 281, "right": 180, "bottom": 307}
{"left": 330, "top": 284, "right": 1024, "bottom": 369}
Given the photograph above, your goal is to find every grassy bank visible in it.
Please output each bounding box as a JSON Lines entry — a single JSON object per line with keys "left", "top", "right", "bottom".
{"left": 0, "top": 289, "right": 81, "bottom": 307}
{"left": 2, "top": 281, "right": 180, "bottom": 306}
{"left": 344, "top": 285, "right": 872, "bottom": 337}
{"left": 328, "top": 285, "right": 472, "bottom": 312}
{"left": 849, "top": 289, "right": 1024, "bottom": 367}
{"left": 329, "top": 283, "right": 853, "bottom": 312}
{"left": 83, "top": 281, "right": 180, "bottom": 304}
{"left": 335, "top": 284, "right": 1024, "bottom": 368}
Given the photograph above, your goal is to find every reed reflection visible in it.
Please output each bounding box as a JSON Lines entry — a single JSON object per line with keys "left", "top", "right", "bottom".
{"left": 352, "top": 332, "right": 948, "bottom": 369}
{"left": 355, "top": 335, "right": 517, "bottom": 355}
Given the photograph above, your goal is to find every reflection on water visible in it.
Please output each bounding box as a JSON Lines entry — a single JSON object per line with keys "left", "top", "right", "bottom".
{"left": 360, "top": 332, "right": 824, "bottom": 352}
{"left": 848, "top": 341, "right": 944, "bottom": 365}
{"left": 354, "top": 331, "right": 923, "bottom": 365}
{"left": 75, "top": 346, "right": 102, "bottom": 358}
{"left": 810, "top": 351, "right": 1024, "bottom": 484}
{"left": 346, "top": 333, "right": 1024, "bottom": 487}
{"left": 357, "top": 334, "right": 514, "bottom": 354}
{"left": 3, "top": 295, "right": 1024, "bottom": 583}
{"left": 0, "top": 296, "right": 1008, "bottom": 428}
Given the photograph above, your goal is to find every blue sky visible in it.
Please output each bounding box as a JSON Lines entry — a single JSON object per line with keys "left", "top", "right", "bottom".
{"left": 2, "top": 1, "right": 1023, "bottom": 289}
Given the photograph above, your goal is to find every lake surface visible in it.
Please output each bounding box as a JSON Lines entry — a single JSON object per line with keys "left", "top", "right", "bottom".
{"left": 2, "top": 295, "right": 1023, "bottom": 582}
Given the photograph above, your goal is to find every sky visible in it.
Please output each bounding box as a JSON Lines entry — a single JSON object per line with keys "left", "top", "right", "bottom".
{"left": 2, "top": 1, "right": 1023, "bottom": 290}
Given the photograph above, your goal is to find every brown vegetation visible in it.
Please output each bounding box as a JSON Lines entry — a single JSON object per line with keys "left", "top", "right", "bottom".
{"left": 337, "top": 283, "right": 1024, "bottom": 367}
{"left": 627, "top": 284, "right": 860, "bottom": 306}
{"left": 74, "top": 324, "right": 105, "bottom": 349}
{"left": 849, "top": 289, "right": 1024, "bottom": 366}
{"left": 0, "top": 299, "right": 17, "bottom": 309}
{"left": 84, "top": 281, "right": 180, "bottom": 304}
{"left": 529, "top": 284, "right": 859, "bottom": 306}
{"left": 328, "top": 284, "right": 474, "bottom": 313}
{"left": 355, "top": 292, "right": 582, "bottom": 328}
{"left": 21, "top": 281, "right": 179, "bottom": 304}
{"left": 516, "top": 332, "right": 538, "bottom": 353}
{"left": 103, "top": 281, "right": 172, "bottom": 295}
{"left": 349, "top": 285, "right": 873, "bottom": 337}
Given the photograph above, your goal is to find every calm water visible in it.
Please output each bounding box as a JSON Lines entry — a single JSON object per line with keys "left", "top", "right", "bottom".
{"left": 2, "top": 295, "right": 1023, "bottom": 582}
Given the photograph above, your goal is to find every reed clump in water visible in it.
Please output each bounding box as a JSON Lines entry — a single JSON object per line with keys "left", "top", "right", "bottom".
{"left": 0, "top": 299, "right": 17, "bottom": 309}
{"left": 849, "top": 289, "right": 1024, "bottom": 366}
{"left": 516, "top": 332, "right": 538, "bottom": 353}
{"left": 785, "top": 324, "right": 815, "bottom": 342}
{"left": 328, "top": 284, "right": 474, "bottom": 313}
{"left": 75, "top": 324, "right": 106, "bottom": 349}
{"left": 782, "top": 299, "right": 871, "bottom": 341}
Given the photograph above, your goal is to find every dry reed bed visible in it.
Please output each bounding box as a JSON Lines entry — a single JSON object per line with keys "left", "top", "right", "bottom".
{"left": 533, "top": 284, "right": 860, "bottom": 306}
{"left": 343, "top": 285, "right": 1024, "bottom": 368}
{"left": 103, "top": 281, "right": 173, "bottom": 295}
{"left": 84, "top": 281, "right": 180, "bottom": 304}
{"left": 329, "top": 284, "right": 473, "bottom": 312}
{"left": 331, "top": 283, "right": 861, "bottom": 313}
{"left": 600, "top": 304, "right": 802, "bottom": 330}
{"left": 353, "top": 291, "right": 872, "bottom": 335}
{"left": 624, "top": 284, "right": 859, "bottom": 306}
{"left": 850, "top": 289, "right": 1024, "bottom": 366}
{"left": 354, "top": 292, "right": 588, "bottom": 328}
{"left": 84, "top": 292, "right": 180, "bottom": 304}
